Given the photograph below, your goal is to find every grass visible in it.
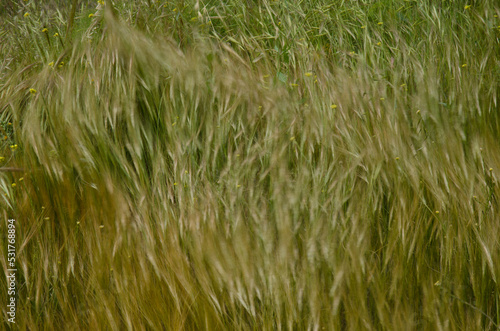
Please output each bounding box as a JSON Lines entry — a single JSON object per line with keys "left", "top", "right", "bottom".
{"left": 0, "top": 0, "right": 500, "bottom": 329}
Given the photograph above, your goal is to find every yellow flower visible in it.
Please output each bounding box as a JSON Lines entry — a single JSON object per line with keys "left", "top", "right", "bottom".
{"left": 416, "top": 109, "right": 421, "bottom": 114}
{"left": 361, "top": 25, "right": 366, "bottom": 29}
{"left": 174, "top": 182, "right": 178, "bottom": 186}
{"left": 305, "top": 72, "right": 313, "bottom": 77}
{"left": 290, "top": 136, "right": 295, "bottom": 141}
{"left": 380, "top": 98, "right": 385, "bottom": 101}
{"left": 290, "top": 83, "right": 298, "bottom": 87}
{"left": 0, "top": 157, "right": 4, "bottom": 161}
{"left": 461, "top": 64, "right": 467, "bottom": 67}
{"left": 19, "top": 177, "right": 23, "bottom": 182}
{"left": 395, "top": 157, "right": 399, "bottom": 160}
{"left": 464, "top": 5, "right": 471, "bottom": 10}
{"left": 99, "top": 225, "right": 104, "bottom": 228}
{"left": 377, "top": 22, "right": 383, "bottom": 25}
{"left": 11, "top": 183, "right": 16, "bottom": 188}
{"left": 54, "top": 33, "right": 59, "bottom": 37}
{"left": 42, "top": 28, "right": 48, "bottom": 32}
{"left": 376, "top": 42, "right": 381, "bottom": 46}
{"left": 89, "top": 13, "right": 94, "bottom": 18}
{"left": 24, "top": 13, "right": 30, "bottom": 17}
{"left": 330, "top": 104, "right": 337, "bottom": 109}
{"left": 29, "top": 88, "right": 37, "bottom": 94}
{"left": 435, "top": 211, "right": 439, "bottom": 214}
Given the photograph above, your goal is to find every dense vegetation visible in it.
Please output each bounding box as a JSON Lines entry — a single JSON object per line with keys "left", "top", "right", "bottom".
{"left": 1, "top": 0, "right": 500, "bottom": 329}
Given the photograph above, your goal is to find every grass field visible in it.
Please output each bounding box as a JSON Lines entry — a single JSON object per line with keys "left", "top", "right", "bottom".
{"left": 1, "top": 0, "right": 500, "bottom": 329}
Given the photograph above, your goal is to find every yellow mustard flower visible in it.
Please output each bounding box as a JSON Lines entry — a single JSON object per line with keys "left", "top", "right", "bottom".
{"left": 42, "top": 28, "right": 48, "bottom": 32}
{"left": 305, "top": 72, "right": 313, "bottom": 77}
{"left": 464, "top": 5, "right": 471, "bottom": 10}
{"left": 89, "top": 13, "right": 94, "bottom": 18}
{"left": 49, "top": 61, "right": 54, "bottom": 67}
{"left": 29, "top": 88, "right": 37, "bottom": 94}
{"left": 54, "top": 32, "right": 59, "bottom": 37}
{"left": 11, "top": 183, "right": 16, "bottom": 188}
{"left": 24, "top": 13, "right": 30, "bottom": 17}
{"left": 461, "top": 64, "right": 467, "bottom": 67}
{"left": 377, "top": 22, "right": 383, "bottom": 25}
{"left": 331, "top": 104, "right": 337, "bottom": 109}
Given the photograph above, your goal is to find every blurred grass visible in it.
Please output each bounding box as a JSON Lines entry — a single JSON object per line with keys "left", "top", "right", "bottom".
{"left": 0, "top": 0, "right": 500, "bottom": 329}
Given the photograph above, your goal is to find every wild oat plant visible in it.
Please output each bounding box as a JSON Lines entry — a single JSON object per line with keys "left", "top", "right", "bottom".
{"left": 0, "top": 0, "right": 500, "bottom": 329}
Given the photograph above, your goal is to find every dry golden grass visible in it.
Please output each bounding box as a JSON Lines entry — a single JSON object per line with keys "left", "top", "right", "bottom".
{"left": 1, "top": 1, "right": 500, "bottom": 329}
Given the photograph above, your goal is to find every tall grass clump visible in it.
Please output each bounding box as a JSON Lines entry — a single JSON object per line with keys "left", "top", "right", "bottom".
{"left": 1, "top": 0, "right": 500, "bottom": 329}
